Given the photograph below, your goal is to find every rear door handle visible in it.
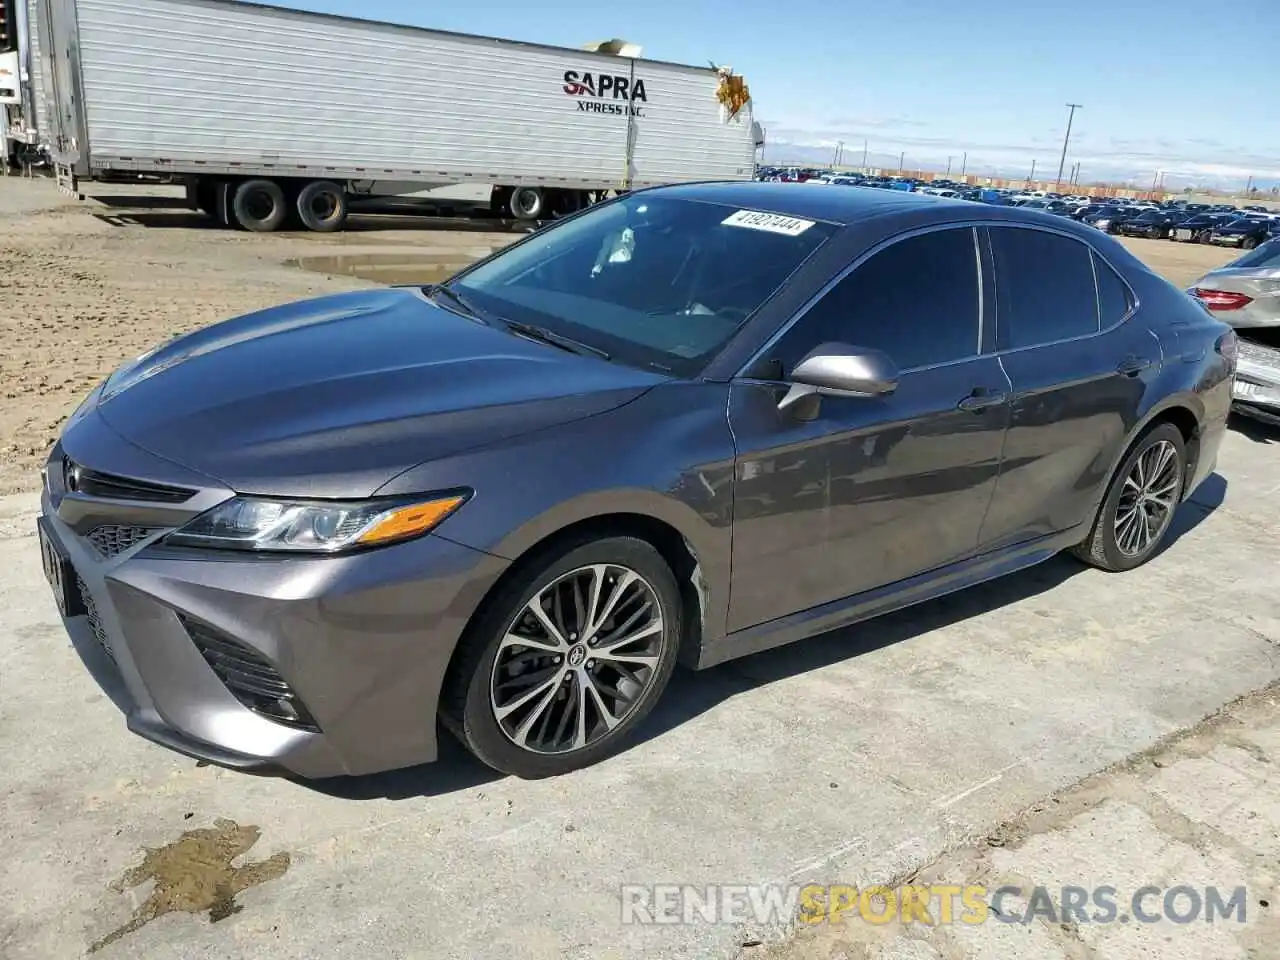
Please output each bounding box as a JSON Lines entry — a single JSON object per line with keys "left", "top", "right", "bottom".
{"left": 957, "top": 388, "right": 1008, "bottom": 412}
{"left": 1116, "top": 356, "right": 1154, "bottom": 376}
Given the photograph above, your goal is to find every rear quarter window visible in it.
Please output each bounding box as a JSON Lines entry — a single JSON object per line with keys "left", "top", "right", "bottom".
{"left": 1093, "top": 253, "right": 1134, "bottom": 326}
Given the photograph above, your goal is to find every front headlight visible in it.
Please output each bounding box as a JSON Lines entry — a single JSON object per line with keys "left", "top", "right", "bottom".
{"left": 164, "top": 492, "right": 470, "bottom": 553}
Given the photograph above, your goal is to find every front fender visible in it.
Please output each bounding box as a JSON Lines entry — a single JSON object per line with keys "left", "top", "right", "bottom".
{"left": 374, "top": 383, "right": 738, "bottom": 643}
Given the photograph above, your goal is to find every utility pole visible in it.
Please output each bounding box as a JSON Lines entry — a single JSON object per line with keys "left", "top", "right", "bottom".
{"left": 1055, "top": 102, "right": 1082, "bottom": 189}
{"left": 898, "top": 151, "right": 904, "bottom": 172}
{"left": 1029, "top": 159, "right": 1036, "bottom": 183}
{"left": 832, "top": 140, "right": 843, "bottom": 167}
{"left": 946, "top": 156, "right": 953, "bottom": 176}
{"left": 862, "top": 140, "right": 868, "bottom": 170}
{"left": 961, "top": 152, "right": 967, "bottom": 177}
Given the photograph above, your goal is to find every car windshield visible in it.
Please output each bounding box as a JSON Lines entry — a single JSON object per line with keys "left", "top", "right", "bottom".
{"left": 1227, "top": 238, "right": 1280, "bottom": 269}
{"left": 452, "top": 196, "right": 836, "bottom": 376}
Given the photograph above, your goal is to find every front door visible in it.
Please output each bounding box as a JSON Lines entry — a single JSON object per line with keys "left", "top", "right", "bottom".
{"left": 726, "top": 226, "right": 1010, "bottom": 633}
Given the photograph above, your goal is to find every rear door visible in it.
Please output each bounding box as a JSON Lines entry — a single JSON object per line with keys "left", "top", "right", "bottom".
{"left": 726, "top": 226, "right": 1011, "bottom": 632}
{"left": 978, "top": 225, "right": 1162, "bottom": 549}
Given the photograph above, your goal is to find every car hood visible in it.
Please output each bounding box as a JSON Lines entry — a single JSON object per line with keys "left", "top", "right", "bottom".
{"left": 94, "top": 288, "right": 668, "bottom": 497}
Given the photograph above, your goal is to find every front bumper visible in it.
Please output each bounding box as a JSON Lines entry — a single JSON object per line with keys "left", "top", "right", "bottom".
{"left": 39, "top": 438, "right": 508, "bottom": 778}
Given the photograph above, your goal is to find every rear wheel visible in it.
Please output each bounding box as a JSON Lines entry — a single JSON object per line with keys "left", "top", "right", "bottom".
{"left": 1242, "top": 236, "right": 1260, "bottom": 250}
{"left": 296, "top": 180, "right": 348, "bottom": 232}
{"left": 231, "top": 179, "right": 287, "bottom": 232}
{"left": 442, "top": 536, "right": 682, "bottom": 778}
{"left": 1071, "top": 423, "right": 1185, "bottom": 572}
{"left": 508, "top": 186, "right": 546, "bottom": 220}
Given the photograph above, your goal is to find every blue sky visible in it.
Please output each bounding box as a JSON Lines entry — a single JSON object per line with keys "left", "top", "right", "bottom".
{"left": 289, "top": 0, "right": 1279, "bottom": 189}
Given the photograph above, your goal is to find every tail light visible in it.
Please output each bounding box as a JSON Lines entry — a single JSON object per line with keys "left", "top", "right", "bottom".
{"left": 1215, "top": 329, "right": 1238, "bottom": 364}
{"left": 1192, "top": 288, "right": 1253, "bottom": 311}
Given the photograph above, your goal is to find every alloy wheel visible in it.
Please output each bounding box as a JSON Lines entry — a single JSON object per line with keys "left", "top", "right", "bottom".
{"left": 489, "top": 564, "right": 666, "bottom": 754}
{"left": 1113, "top": 439, "right": 1180, "bottom": 557}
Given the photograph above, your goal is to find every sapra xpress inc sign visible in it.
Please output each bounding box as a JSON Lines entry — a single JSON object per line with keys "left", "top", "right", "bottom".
{"left": 562, "top": 70, "right": 647, "bottom": 117}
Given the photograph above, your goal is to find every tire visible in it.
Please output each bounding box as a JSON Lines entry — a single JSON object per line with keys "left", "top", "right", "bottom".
{"left": 548, "top": 189, "right": 585, "bottom": 219}
{"left": 1242, "top": 236, "right": 1259, "bottom": 251}
{"left": 1198, "top": 230, "right": 1213, "bottom": 244}
{"left": 508, "top": 186, "right": 545, "bottom": 220}
{"left": 442, "top": 535, "right": 683, "bottom": 778}
{"left": 231, "top": 179, "right": 287, "bottom": 232}
{"left": 1071, "top": 422, "right": 1186, "bottom": 572}
{"left": 296, "top": 180, "right": 348, "bottom": 232}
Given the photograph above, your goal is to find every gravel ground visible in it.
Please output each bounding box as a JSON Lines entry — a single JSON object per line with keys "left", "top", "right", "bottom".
{"left": 0, "top": 177, "right": 1240, "bottom": 494}
{"left": 0, "top": 178, "right": 517, "bottom": 493}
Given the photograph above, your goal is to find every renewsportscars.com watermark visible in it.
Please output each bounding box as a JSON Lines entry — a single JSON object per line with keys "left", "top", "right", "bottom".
{"left": 620, "top": 884, "right": 1251, "bottom": 927}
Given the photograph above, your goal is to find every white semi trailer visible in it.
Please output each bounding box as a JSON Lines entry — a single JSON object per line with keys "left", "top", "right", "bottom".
{"left": 28, "top": 0, "right": 763, "bottom": 230}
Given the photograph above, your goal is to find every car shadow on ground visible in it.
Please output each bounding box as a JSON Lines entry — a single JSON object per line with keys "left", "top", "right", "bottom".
{"left": 1230, "top": 413, "right": 1279, "bottom": 444}
{"left": 296, "top": 473, "right": 1228, "bottom": 801}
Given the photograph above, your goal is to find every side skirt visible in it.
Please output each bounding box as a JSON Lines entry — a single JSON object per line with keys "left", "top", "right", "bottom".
{"left": 694, "top": 525, "right": 1087, "bottom": 669}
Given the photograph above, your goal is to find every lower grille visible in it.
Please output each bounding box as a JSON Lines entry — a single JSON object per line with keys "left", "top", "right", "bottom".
{"left": 77, "top": 577, "right": 117, "bottom": 664}
{"left": 179, "top": 616, "right": 318, "bottom": 731}
{"left": 86, "top": 524, "right": 163, "bottom": 558}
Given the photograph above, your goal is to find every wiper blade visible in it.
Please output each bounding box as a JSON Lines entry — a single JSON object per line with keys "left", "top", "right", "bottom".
{"left": 504, "top": 319, "right": 611, "bottom": 360}
{"left": 424, "top": 283, "right": 494, "bottom": 325}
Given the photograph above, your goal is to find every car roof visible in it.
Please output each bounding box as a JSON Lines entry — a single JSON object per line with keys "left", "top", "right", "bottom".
{"left": 650, "top": 180, "right": 973, "bottom": 225}
{"left": 646, "top": 180, "right": 1113, "bottom": 240}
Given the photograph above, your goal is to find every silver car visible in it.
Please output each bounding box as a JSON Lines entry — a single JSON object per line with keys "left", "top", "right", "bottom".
{"left": 1190, "top": 237, "right": 1280, "bottom": 424}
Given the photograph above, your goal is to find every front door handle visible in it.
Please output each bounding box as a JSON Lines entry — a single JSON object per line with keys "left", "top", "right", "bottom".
{"left": 1117, "top": 356, "right": 1154, "bottom": 376}
{"left": 957, "top": 388, "right": 1008, "bottom": 412}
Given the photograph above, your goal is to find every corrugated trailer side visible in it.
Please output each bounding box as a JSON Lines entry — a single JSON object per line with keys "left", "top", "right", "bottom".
{"left": 27, "top": 0, "right": 47, "bottom": 137}
{"left": 67, "top": 0, "right": 757, "bottom": 187}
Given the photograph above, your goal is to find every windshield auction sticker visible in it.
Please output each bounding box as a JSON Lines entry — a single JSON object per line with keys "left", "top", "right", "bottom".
{"left": 721, "top": 210, "right": 816, "bottom": 236}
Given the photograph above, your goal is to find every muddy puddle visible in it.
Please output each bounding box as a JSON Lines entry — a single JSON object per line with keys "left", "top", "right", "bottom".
{"left": 288, "top": 252, "right": 483, "bottom": 286}
{"left": 90, "top": 818, "right": 290, "bottom": 952}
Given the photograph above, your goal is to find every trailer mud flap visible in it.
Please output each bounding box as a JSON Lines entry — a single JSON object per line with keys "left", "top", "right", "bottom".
{"left": 213, "top": 180, "right": 233, "bottom": 228}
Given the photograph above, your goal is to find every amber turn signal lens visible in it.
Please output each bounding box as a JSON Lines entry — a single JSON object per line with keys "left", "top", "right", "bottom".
{"left": 355, "top": 495, "right": 468, "bottom": 546}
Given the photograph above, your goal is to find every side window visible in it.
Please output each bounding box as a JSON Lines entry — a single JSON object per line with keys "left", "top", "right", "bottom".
{"left": 1093, "top": 253, "right": 1133, "bottom": 327}
{"left": 990, "top": 227, "right": 1099, "bottom": 349}
{"left": 770, "top": 228, "right": 980, "bottom": 374}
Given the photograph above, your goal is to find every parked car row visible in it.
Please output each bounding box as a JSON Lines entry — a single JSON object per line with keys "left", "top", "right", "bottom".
{"left": 756, "top": 168, "right": 1280, "bottom": 251}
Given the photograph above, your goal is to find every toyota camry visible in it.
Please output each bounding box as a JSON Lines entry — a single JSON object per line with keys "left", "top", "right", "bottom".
{"left": 39, "top": 183, "right": 1236, "bottom": 779}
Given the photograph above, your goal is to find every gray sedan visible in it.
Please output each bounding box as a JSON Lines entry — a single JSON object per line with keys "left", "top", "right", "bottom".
{"left": 1189, "top": 238, "right": 1280, "bottom": 424}
{"left": 39, "top": 183, "right": 1234, "bottom": 780}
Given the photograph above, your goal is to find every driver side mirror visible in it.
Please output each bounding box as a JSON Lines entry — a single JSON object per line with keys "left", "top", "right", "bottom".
{"left": 778, "top": 343, "right": 899, "bottom": 413}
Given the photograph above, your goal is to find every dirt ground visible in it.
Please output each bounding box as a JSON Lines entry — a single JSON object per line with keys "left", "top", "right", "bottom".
{"left": 0, "top": 178, "right": 1240, "bottom": 495}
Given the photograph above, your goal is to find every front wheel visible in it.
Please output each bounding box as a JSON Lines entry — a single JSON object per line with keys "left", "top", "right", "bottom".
{"left": 1072, "top": 423, "right": 1185, "bottom": 572}
{"left": 442, "top": 536, "right": 683, "bottom": 777}
{"left": 231, "top": 179, "right": 287, "bottom": 232}
{"left": 1242, "top": 236, "right": 1259, "bottom": 251}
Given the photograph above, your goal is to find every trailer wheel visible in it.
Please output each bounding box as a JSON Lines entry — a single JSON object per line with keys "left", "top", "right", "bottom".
{"left": 232, "top": 179, "right": 288, "bottom": 232}
{"left": 509, "top": 187, "right": 545, "bottom": 220}
{"left": 296, "top": 180, "right": 348, "bottom": 232}
{"left": 548, "top": 189, "right": 586, "bottom": 219}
